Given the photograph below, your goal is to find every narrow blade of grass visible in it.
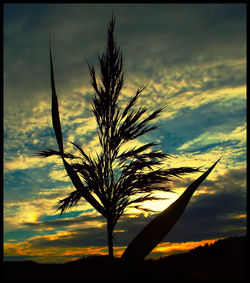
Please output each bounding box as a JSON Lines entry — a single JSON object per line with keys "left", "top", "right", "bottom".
{"left": 62, "top": 158, "right": 106, "bottom": 217}
{"left": 49, "top": 42, "right": 106, "bottom": 218}
{"left": 121, "top": 158, "right": 221, "bottom": 263}
{"left": 50, "top": 42, "right": 64, "bottom": 154}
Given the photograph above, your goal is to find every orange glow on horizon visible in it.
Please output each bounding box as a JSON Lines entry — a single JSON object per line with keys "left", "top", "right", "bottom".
{"left": 4, "top": 238, "right": 223, "bottom": 263}
{"left": 150, "top": 239, "right": 219, "bottom": 258}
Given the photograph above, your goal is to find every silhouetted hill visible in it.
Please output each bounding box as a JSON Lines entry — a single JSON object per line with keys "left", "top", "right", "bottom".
{"left": 3, "top": 236, "right": 247, "bottom": 280}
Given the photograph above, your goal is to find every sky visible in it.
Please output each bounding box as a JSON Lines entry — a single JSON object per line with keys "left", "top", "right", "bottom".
{"left": 3, "top": 3, "right": 246, "bottom": 263}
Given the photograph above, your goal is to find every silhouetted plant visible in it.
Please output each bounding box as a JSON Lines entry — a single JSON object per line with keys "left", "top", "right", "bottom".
{"left": 38, "top": 17, "right": 220, "bottom": 261}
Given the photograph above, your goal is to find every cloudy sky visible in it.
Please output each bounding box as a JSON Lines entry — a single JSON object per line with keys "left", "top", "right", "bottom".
{"left": 4, "top": 3, "right": 246, "bottom": 263}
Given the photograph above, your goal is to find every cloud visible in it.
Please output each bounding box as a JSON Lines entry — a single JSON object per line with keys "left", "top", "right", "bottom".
{"left": 3, "top": 166, "right": 246, "bottom": 262}
{"left": 4, "top": 4, "right": 246, "bottom": 263}
{"left": 4, "top": 155, "right": 48, "bottom": 171}
{"left": 146, "top": 97, "right": 246, "bottom": 159}
{"left": 162, "top": 166, "right": 246, "bottom": 241}
{"left": 4, "top": 4, "right": 246, "bottom": 112}
{"left": 74, "top": 116, "right": 97, "bottom": 136}
{"left": 3, "top": 236, "right": 222, "bottom": 262}
{"left": 177, "top": 122, "right": 246, "bottom": 151}
{"left": 23, "top": 213, "right": 105, "bottom": 230}
{"left": 113, "top": 166, "right": 246, "bottom": 245}
{"left": 4, "top": 4, "right": 246, "bottom": 171}
{"left": 3, "top": 240, "right": 106, "bottom": 263}
{"left": 150, "top": 238, "right": 219, "bottom": 259}
{"left": 17, "top": 166, "right": 247, "bottom": 245}
{"left": 4, "top": 199, "right": 57, "bottom": 233}
{"left": 4, "top": 180, "right": 96, "bottom": 235}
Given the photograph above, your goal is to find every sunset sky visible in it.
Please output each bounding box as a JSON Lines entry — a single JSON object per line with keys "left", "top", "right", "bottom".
{"left": 4, "top": 3, "right": 246, "bottom": 263}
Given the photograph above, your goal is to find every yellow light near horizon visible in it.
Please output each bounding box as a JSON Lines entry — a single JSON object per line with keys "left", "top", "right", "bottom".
{"left": 4, "top": 238, "right": 223, "bottom": 263}
{"left": 138, "top": 190, "right": 185, "bottom": 214}
{"left": 29, "top": 212, "right": 39, "bottom": 223}
{"left": 151, "top": 238, "right": 219, "bottom": 257}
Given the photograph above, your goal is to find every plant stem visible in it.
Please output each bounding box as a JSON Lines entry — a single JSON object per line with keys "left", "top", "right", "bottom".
{"left": 107, "top": 217, "right": 114, "bottom": 259}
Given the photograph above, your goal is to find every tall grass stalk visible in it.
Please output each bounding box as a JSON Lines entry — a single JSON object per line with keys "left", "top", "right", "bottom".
{"left": 39, "top": 17, "right": 220, "bottom": 261}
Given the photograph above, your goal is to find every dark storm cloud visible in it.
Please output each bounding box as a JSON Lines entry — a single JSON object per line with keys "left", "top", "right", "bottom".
{"left": 4, "top": 3, "right": 246, "bottom": 171}
{"left": 29, "top": 226, "right": 108, "bottom": 249}
{"left": 23, "top": 214, "right": 105, "bottom": 229}
{"left": 4, "top": 4, "right": 106, "bottom": 109}
{"left": 4, "top": 4, "right": 246, "bottom": 110}
{"left": 115, "top": 167, "right": 246, "bottom": 245}
{"left": 118, "top": 4, "right": 246, "bottom": 75}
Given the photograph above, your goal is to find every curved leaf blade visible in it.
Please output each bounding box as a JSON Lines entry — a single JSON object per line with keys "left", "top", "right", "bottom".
{"left": 121, "top": 158, "right": 221, "bottom": 262}
{"left": 49, "top": 42, "right": 106, "bottom": 218}
{"left": 62, "top": 158, "right": 106, "bottom": 217}
{"left": 50, "top": 42, "right": 64, "bottom": 154}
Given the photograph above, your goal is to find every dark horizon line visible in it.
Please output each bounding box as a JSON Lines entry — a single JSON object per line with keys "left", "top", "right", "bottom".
{"left": 3, "top": 234, "right": 246, "bottom": 265}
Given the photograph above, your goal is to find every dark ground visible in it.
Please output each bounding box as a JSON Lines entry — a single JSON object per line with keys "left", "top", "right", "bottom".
{"left": 3, "top": 236, "right": 247, "bottom": 280}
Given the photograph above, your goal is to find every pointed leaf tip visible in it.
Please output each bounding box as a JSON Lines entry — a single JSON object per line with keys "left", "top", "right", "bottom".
{"left": 49, "top": 43, "right": 64, "bottom": 154}
{"left": 121, "top": 158, "right": 220, "bottom": 262}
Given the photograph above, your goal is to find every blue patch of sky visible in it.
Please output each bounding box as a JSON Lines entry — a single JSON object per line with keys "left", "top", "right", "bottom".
{"left": 4, "top": 165, "right": 70, "bottom": 202}
{"left": 187, "top": 140, "right": 243, "bottom": 155}
{"left": 38, "top": 209, "right": 93, "bottom": 222}
{"left": 35, "top": 127, "right": 60, "bottom": 145}
{"left": 4, "top": 255, "right": 33, "bottom": 261}
{"left": 4, "top": 228, "right": 56, "bottom": 243}
{"left": 141, "top": 100, "right": 246, "bottom": 155}
{"left": 233, "top": 152, "right": 247, "bottom": 164}
{"left": 4, "top": 127, "right": 58, "bottom": 161}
